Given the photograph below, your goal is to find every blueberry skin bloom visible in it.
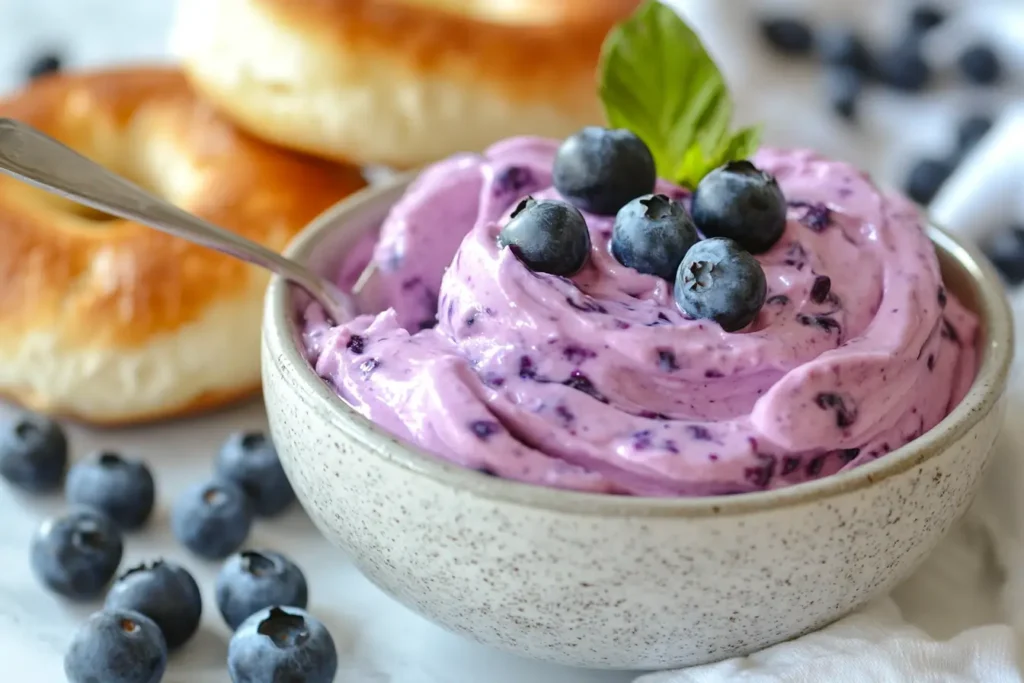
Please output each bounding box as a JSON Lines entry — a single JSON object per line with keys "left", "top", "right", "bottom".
{"left": 228, "top": 606, "right": 338, "bottom": 683}
{"left": 171, "top": 478, "right": 253, "bottom": 559}
{"left": 216, "top": 432, "right": 294, "bottom": 517}
{"left": 611, "top": 194, "right": 699, "bottom": 281}
{"left": 553, "top": 127, "right": 657, "bottom": 216}
{"left": 675, "top": 238, "right": 768, "bottom": 332}
{"left": 691, "top": 161, "right": 788, "bottom": 254}
{"left": 216, "top": 550, "right": 309, "bottom": 630}
{"left": 66, "top": 451, "right": 156, "bottom": 530}
{"left": 0, "top": 411, "right": 68, "bottom": 493}
{"left": 498, "top": 198, "right": 592, "bottom": 276}
{"left": 31, "top": 508, "right": 123, "bottom": 599}
{"left": 64, "top": 609, "right": 167, "bottom": 683}
{"left": 105, "top": 560, "right": 203, "bottom": 651}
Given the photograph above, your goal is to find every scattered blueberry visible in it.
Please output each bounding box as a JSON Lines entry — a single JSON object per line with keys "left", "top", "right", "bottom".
{"left": 498, "top": 198, "right": 591, "bottom": 276}
{"left": 216, "top": 550, "right": 309, "bottom": 631}
{"left": 984, "top": 227, "right": 1024, "bottom": 286}
{"left": 904, "top": 157, "right": 953, "bottom": 205}
{"left": 171, "top": 478, "right": 253, "bottom": 559}
{"left": 878, "top": 38, "right": 931, "bottom": 92}
{"left": 552, "top": 127, "right": 656, "bottom": 216}
{"left": 611, "top": 194, "right": 699, "bottom": 281}
{"left": 26, "top": 51, "right": 62, "bottom": 80}
{"left": 955, "top": 114, "right": 994, "bottom": 157}
{"left": 215, "top": 432, "right": 294, "bottom": 517}
{"left": 958, "top": 44, "right": 1002, "bottom": 85}
{"left": 228, "top": 606, "right": 338, "bottom": 683}
{"left": 30, "top": 508, "right": 123, "bottom": 599}
{"left": 690, "top": 161, "right": 787, "bottom": 254}
{"left": 818, "top": 28, "right": 875, "bottom": 75}
{"left": 105, "top": 561, "right": 203, "bottom": 650}
{"left": 674, "top": 238, "right": 768, "bottom": 332}
{"left": 909, "top": 4, "right": 946, "bottom": 34}
{"left": 824, "top": 66, "right": 862, "bottom": 121}
{"left": 0, "top": 411, "right": 68, "bottom": 492}
{"left": 64, "top": 609, "right": 167, "bottom": 683}
{"left": 66, "top": 452, "right": 155, "bottom": 530}
{"left": 759, "top": 17, "right": 815, "bottom": 56}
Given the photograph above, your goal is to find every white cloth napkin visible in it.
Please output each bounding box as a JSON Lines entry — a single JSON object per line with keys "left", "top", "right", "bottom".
{"left": 634, "top": 97, "right": 1024, "bottom": 683}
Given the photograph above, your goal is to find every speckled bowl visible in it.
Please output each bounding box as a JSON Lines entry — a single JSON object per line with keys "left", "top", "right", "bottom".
{"left": 262, "top": 175, "right": 1013, "bottom": 670}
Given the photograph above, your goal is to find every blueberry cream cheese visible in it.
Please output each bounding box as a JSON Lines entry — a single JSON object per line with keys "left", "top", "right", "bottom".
{"left": 300, "top": 1, "right": 978, "bottom": 496}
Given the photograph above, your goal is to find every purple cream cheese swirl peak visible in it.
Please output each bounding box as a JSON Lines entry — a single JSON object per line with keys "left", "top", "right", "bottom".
{"left": 301, "top": 138, "right": 978, "bottom": 497}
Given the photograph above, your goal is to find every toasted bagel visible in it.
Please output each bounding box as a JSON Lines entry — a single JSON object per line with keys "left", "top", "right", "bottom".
{"left": 0, "top": 67, "right": 366, "bottom": 425}
{"left": 172, "top": 0, "right": 640, "bottom": 168}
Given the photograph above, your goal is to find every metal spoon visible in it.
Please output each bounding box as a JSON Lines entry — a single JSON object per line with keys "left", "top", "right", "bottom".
{"left": 0, "top": 117, "right": 355, "bottom": 323}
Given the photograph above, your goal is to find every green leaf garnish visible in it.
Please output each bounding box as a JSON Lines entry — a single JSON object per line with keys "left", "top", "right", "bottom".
{"left": 598, "top": 0, "right": 761, "bottom": 189}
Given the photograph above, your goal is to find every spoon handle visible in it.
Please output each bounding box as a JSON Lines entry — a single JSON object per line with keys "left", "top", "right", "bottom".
{"left": 0, "top": 118, "right": 351, "bottom": 322}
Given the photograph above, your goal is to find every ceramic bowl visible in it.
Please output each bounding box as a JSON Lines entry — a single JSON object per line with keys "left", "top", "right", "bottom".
{"left": 261, "top": 176, "right": 1013, "bottom": 670}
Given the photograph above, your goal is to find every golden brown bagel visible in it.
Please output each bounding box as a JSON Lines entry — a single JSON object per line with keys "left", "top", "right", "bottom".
{"left": 0, "top": 67, "right": 367, "bottom": 425}
{"left": 172, "top": 0, "right": 641, "bottom": 168}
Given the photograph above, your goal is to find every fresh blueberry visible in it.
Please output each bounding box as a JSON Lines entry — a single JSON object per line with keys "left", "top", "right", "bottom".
{"left": 958, "top": 44, "right": 1002, "bottom": 85}
{"left": 984, "top": 227, "right": 1024, "bottom": 286}
{"left": 904, "top": 157, "right": 953, "bottom": 205}
{"left": 216, "top": 550, "right": 309, "bottom": 630}
{"left": 674, "top": 238, "right": 767, "bottom": 332}
{"left": 66, "top": 452, "right": 155, "bottom": 530}
{"left": 0, "top": 411, "right": 68, "bottom": 493}
{"left": 611, "top": 194, "right": 699, "bottom": 281}
{"left": 758, "top": 17, "right": 814, "bottom": 56}
{"left": 818, "top": 27, "right": 875, "bottom": 75}
{"left": 215, "top": 432, "right": 294, "bottom": 517}
{"left": 552, "top": 127, "right": 656, "bottom": 216}
{"left": 171, "top": 478, "right": 253, "bottom": 559}
{"left": 690, "top": 161, "right": 787, "bottom": 254}
{"left": 64, "top": 609, "right": 167, "bottom": 683}
{"left": 498, "top": 198, "right": 591, "bottom": 276}
{"left": 105, "top": 560, "right": 203, "bottom": 650}
{"left": 878, "top": 37, "right": 931, "bottom": 92}
{"left": 825, "top": 66, "right": 862, "bottom": 121}
{"left": 956, "top": 114, "right": 994, "bottom": 157}
{"left": 30, "top": 508, "right": 123, "bottom": 599}
{"left": 228, "top": 606, "right": 338, "bottom": 683}
{"left": 26, "top": 51, "right": 62, "bottom": 80}
{"left": 909, "top": 4, "right": 946, "bottom": 34}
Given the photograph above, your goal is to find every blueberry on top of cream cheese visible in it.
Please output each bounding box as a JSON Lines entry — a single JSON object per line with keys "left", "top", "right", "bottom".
{"left": 553, "top": 127, "right": 656, "bottom": 216}
{"left": 497, "top": 197, "right": 591, "bottom": 276}
{"left": 674, "top": 237, "right": 768, "bottom": 332}
{"left": 611, "top": 194, "right": 699, "bottom": 281}
{"left": 691, "top": 161, "right": 787, "bottom": 254}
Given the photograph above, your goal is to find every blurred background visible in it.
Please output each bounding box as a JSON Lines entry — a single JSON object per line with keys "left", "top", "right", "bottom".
{"left": 2, "top": 0, "right": 1020, "bottom": 192}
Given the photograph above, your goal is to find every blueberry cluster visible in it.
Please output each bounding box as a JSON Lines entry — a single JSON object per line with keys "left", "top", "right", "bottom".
{"left": 0, "top": 411, "right": 335, "bottom": 683}
{"left": 759, "top": 4, "right": 1006, "bottom": 205}
{"left": 498, "top": 127, "right": 783, "bottom": 332}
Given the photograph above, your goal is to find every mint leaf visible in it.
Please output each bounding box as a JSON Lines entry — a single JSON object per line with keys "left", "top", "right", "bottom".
{"left": 598, "top": 0, "right": 761, "bottom": 189}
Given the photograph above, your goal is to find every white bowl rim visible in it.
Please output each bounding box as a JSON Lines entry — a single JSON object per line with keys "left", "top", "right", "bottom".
{"left": 264, "top": 172, "right": 1014, "bottom": 518}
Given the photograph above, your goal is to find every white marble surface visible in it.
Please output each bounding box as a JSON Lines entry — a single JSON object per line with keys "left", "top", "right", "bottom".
{"left": 0, "top": 0, "right": 1021, "bottom": 681}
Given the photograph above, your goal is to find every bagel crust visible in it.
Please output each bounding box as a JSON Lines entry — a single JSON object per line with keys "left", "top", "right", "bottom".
{"left": 0, "top": 67, "right": 366, "bottom": 425}
{"left": 172, "top": 0, "right": 641, "bottom": 168}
